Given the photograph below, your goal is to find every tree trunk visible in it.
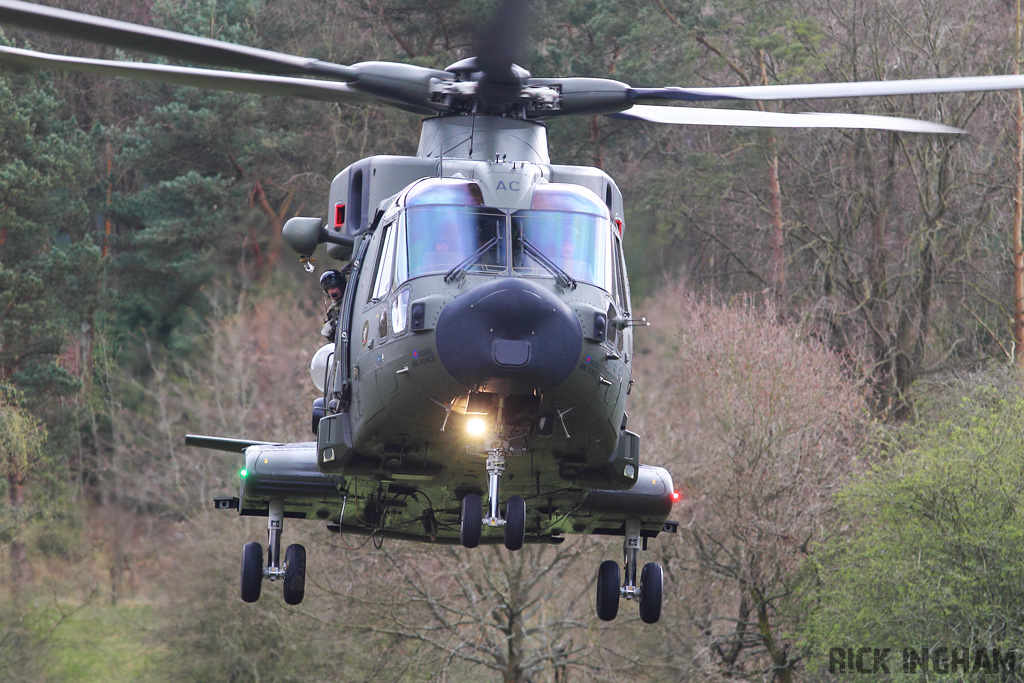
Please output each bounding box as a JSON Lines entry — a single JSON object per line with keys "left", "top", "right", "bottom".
{"left": 590, "top": 117, "right": 605, "bottom": 170}
{"left": 755, "top": 588, "right": 793, "bottom": 683}
{"left": 761, "top": 53, "right": 787, "bottom": 305}
{"left": 9, "top": 473, "right": 26, "bottom": 588}
{"left": 766, "top": 135, "right": 786, "bottom": 303}
{"left": 1013, "top": 0, "right": 1024, "bottom": 368}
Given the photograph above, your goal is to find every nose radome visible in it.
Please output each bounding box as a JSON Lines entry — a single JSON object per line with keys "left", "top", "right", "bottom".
{"left": 435, "top": 278, "right": 583, "bottom": 394}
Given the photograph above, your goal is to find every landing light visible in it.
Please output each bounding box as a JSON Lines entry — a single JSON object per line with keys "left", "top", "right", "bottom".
{"left": 310, "top": 343, "right": 334, "bottom": 392}
{"left": 467, "top": 418, "right": 487, "bottom": 437}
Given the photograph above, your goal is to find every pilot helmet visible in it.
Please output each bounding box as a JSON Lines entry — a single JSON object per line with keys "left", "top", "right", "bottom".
{"left": 320, "top": 269, "right": 345, "bottom": 295}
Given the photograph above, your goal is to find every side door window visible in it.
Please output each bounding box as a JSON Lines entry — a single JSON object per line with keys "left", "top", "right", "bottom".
{"left": 370, "top": 221, "right": 398, "bottom": 304}
{"left": 611, "top": 234, "right": 631, "bottom": 351}
{"left": 368, "top": 221, "right": 399, "bottom": 342}
{"left": 611, "top": 233, "right": 629, "bottom": 313}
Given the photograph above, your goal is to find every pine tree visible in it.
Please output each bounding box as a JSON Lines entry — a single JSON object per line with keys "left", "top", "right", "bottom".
{"left": 0, "top": 40, "right": 101, "bottom": 582}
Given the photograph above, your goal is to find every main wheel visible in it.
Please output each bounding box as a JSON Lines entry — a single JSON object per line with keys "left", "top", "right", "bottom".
{"left": 503, "top": 495, "right": 526, "bottom": 551}
{"left": 596, "top": 560, "right": 620, "bottom": 621}
{"left": 460, "top": 493, "right": 482, "bottom": 548}
{"left": 283, "top": 543, "right": 306, "bottom": 605}
{"left": 638, "top": 562, "right": 664, "bottom": 624}
{"left": 241, "top": 541, "right": 263, "bottom": 603}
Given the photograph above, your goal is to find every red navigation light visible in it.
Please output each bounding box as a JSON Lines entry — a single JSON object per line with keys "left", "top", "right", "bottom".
{"left": 671, "top": 490, "right": 681, "bottom": 503}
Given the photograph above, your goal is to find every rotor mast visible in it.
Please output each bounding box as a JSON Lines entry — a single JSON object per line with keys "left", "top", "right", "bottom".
{"left": 417, "top": 115, "right": 550, "bottom": 165}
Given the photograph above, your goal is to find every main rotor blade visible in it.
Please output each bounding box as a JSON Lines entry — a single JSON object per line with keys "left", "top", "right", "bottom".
{"left": 475, "top": 0, "right": 532, "bottom": 94}
{"left": 0, "top": 0, "right": 355, "bottom": 80}
{"left": 185, "top": 434, "right": 278, "bottom": 453}
{"left": 629, "top": 74, "right": 1024, "bottom": 103}
{"left": 0, "top": 45, "right": 390, "bottom": 107}
{"left": 612, "top": 104, "right": 965, "bottom": 134}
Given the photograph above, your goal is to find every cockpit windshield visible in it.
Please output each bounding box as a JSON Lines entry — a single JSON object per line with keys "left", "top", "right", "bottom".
{"left": 393, "top": 179, "right": 614, "bottom": 291}
{"left": 511, "top": 210, "right": 612, "bottom": 289}
{"left": 404, "top": 206, "right": 506, "bottom": 279}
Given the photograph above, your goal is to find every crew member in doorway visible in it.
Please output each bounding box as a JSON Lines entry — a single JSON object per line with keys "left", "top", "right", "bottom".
{"left": 320, "top": 268, "right": 347, "bottom": 342}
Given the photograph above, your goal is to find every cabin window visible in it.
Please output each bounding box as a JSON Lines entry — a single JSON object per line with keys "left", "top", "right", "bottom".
{"left": 403, "top": 206, "right": 506, "bottom": 279}
{"left": 511, "top": 209, "right": 613, "bottom": 290}
{"left": 370, "top": 221, "right": 398, "bottom": 302}
{"left": 391, "top": 289, "right": 410, "bottom": 335}
{"left": 394, "top": 216, "right": 409, "bottom": 284}
{"left": 611, "top": 233, "right": 629, "bottom": 310}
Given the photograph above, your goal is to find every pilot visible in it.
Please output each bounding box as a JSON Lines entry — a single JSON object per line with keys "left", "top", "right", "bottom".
{"left": 320, "top": 268, "right": 347, "bottom": 342}
{"left": 557, "top": 235, "right": 590, "bottom": 281}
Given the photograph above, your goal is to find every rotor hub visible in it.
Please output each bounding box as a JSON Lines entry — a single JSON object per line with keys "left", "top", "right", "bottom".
{"left": 431, "top": 58, "right": 555, "bottom": 117}
{"left": 445, "top": 57, "right": 531, "bottom": 82}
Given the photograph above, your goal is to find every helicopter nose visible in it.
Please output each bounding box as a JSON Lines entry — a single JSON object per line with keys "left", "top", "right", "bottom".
{"left": 435, "top": 278, "right": 583, "bottom": 394}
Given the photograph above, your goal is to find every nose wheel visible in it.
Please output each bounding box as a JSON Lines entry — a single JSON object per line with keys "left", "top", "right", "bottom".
{"left": 503, "top": 495, "right": 526, "bottom": 551}
{"left": 459, "top": 448, "right": 527, "bottom": 551}
{"left": 239, "top": 499, "right": 306, "bottom": 605}
{"left": 595, "top": 519, "right": 663, "bottom": 624}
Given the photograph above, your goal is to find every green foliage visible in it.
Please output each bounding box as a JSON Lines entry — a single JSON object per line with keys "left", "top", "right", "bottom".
{"left": 0, "top": 592, "right": 161, "bottom": 683}
{"left": 0, "top": 56, "right": 99, "bottom": 561}
{"left": 28, "top": 511, "right": 82, "bottom": 561}
{"left": 0, "top": 48, "right": 100, "bottom": 405}
{"left": 42, "top": 602, "right": 160, "bottom": 682}
{"left": 150, "top": 575, "right": 324, "bottom": 683}
{"left": 0, "top": 597, "right": 48, "bottom": 680}
{"left": 0, "top": 389, "right": 46, "bottom": 477}
{"left": 99, "top": 0, "right": 330, "bottom": 360}
{"left": 800, "top": 368, "right": 1024, "bottom": 678}
{"left": 103, "top": 92, "right": 261, "bottom": 357}
{"left": 0, "top": 390, "right": 46, "bottom": 545}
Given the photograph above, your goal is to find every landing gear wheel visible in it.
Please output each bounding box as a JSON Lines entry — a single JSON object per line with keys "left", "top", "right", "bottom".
{"left": 283, "top": 544, "right": 306, "bottom": 605}
{"left": 241, "top": 541, "right": 263, "bottom": 603}
{"left": 503, "top": 495, "right": 526, "bottom": 551}
{"left": 460, "top": 493, "right": 482, "bottom": 548}
{"left": 596, "top": 559, "right": 620, "bottom": 621}
{"left": 639, "top": 562, "right": 663, "bottom": 624}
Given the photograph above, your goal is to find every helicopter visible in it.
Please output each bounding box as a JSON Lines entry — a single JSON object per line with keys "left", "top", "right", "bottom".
{"left": 4, "top": 0, "right": 1024, "bottom": 626}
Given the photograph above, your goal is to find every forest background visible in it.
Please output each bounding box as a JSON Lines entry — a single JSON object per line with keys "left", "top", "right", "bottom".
{"left": 3, "top": 0, "right": 1024, "bottom": 681}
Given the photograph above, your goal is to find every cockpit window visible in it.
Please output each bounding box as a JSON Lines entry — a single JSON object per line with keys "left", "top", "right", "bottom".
{"left": 394, "top": 180, "right": 614, "bottom": 290}
{"left": 511, "top": 210, "right": 612, "bottom": 290}
{"left": 403, "top": 206, "right": 506, "bottom": 279}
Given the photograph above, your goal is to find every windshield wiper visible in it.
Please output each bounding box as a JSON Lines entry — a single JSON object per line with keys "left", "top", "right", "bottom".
{"left": 519, "top": 236, "right": 577, "bottom": 290}
{"left": 444, "top": 236, "right": 500, "bottom": 283}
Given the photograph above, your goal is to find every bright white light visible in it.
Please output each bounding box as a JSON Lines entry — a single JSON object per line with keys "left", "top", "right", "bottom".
{"left": 467, "top": 418, "right": 486, "bottom": 437}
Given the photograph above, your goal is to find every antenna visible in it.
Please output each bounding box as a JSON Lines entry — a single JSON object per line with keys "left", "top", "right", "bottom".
{"left": 469, "top": 106, "right": 477, "bottom": 157}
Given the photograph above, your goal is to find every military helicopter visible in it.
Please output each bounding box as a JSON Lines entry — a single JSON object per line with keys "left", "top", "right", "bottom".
{"left": 4, "top": 0, "right": 1024, "bottom": 625}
